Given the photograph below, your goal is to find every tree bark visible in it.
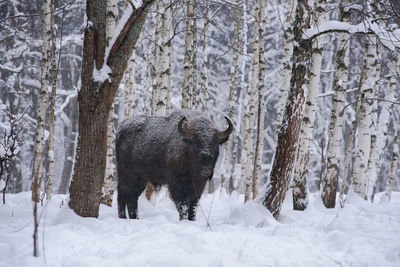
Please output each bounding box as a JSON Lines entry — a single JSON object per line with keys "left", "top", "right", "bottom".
{"left": 45, "top": 0, "right": 58, "bottom": 200}
{"left": 351, "top": 37, "right": 379, "bottom": 200}
{"left": 252, "top": 0, "right": 267, "bottom": 199}
{"left": 100, "top": 0, "right": 118, "bottom": 207}
{"left": 275, "top": 0, "right": 296, "bottom": 142}
{"left": 69, "top": 0, "right": 154, "bottom": 218}
{"left": 32, "top": 0, "right": 52, "bottom": 204}
{"left": 339, "top": 86, "right": 362, "bottom": 206}
{"left": 292, "top": 0, "right": 325, "bottom": 210}
{"left": 181, "top": 0, "right": 195, "bottom": 108}
{"left": 221, "top": 0, "right": 244, "bottom": 191}
{"left": 227, "top": 1, "right": 248, "bottom": 194}
{"left": 386, "top": 119, "right": 399, "bottom": 201}
{"left": 33, "top": 0, "right": 52, "bottom": 257}
{"left": 367, "top": 52, "right": 397, "bottom": 201}
{"left": 198, "top": 0, "right": 210, "bottom": 113}
{"left": 152, "top": 0, "right": 172, "bottom": 116}
{"left": 321, "top": 0, "right": 351, "bottom": 208}
{"left": 262, "top": 0, "right": 311, "bottom": 219}
{"left": 243, "top": 0, "right": 261, "bottom": 202}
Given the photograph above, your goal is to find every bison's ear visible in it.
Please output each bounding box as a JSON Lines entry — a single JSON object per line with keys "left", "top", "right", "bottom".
{"left": 178, "top": 117, "right": 194, "bottom": 140}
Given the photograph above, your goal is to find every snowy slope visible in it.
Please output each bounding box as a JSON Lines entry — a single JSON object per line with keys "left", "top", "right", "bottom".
{"left": 1, "top": 190, "right": 399, "bottom": 267}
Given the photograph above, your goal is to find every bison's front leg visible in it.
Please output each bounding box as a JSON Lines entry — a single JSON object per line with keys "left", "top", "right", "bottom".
{"left": 173, "top": 198, "right": 199, "bottom": 221}
{"left": 188, "top": 199, "right": 199, "bottom": 221}
{"left": 170, "top": 178, "right": 204, "bottom": 221}
{"left": 117, "top": 175, "right": 146, "bottom": 219}
{"left": 175, "top": 201, "right": 190, "bottom": 220}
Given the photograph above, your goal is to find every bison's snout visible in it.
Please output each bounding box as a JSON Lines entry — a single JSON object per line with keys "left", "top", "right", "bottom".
{"left": 200, "top": 151, "right": 213, "bottom": 165}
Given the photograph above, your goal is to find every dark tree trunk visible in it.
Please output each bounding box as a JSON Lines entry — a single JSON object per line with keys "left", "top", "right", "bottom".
{"left": 68, "top": 0, "right": 154, "bottom": 217}
{"left": 262, "top": 0, "right": 311, "bottom": 219}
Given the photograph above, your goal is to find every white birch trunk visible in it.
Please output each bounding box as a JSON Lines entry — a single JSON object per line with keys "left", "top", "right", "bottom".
{"left": 123, "top": 57, "right": 135, "bottom": 118}
{"left": 181, "top": 0, "right": 195, "bottom": 108}
{"left": 199, "top": 0, "right": 210, "bottom": 113}
{"left": 229, "top": 1, "right": 248, "bottom": 194}
{"left": 367, "top": 53, "right": 398, "bottom": 201}
{"left": 252, "top": 0, "right": 267, "bottom": 199}
{"left": 32, "top": 0, "right": 52, "bottom": 257}
{"left": 45, "top": 0, "right": 57, "bottom": 200}
{"left": 191, "top": 9, "right": 198, "bottom": 109}
{"left": 364, "top": 42, "right": 381, "bottom": 202}
{"left": 220, "top": 0, "right": 243, "bottom": 190}
{"left": 101, "top": 0, "right": 118, "bottom": 207}
{"left": 32, "top": 0, "right": 51, "bottom": 203}
{"left": 243, "top": 0, "right": 261, "bottom": 202}
{"left": 339, "top": 85, "right": 362, "bottom": 206}
{"left": 320, "top": 0, "right": 351, "bottom": 208}
{"left": 275, "top": 0, "right": 296, "bottom": 141}
{"left": 386, "top": 119, "right": 399, "bottom": 201}
{"left": 153, "top": 0, "right": 172, "bottom": 116}
{"left": 233, "top": 2, "right": 249, "bottom": 194}
{"left": 352, "top": 37, "right": 379, "bottom": 200}
{"left": 292, "top": 0, "right": 325, "bottom": 210}
{"left": 151, "top": 0, "right": 162, "bottom": 111}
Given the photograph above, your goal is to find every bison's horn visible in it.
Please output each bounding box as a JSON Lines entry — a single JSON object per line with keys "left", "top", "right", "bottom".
{"left": 178, "top": 117, "right": 194, "bottom": 139}
{"left": 217, "top": 116, "right": 233, "bottom": 139}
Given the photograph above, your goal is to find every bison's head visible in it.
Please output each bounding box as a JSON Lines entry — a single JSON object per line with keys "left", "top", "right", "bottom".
{"left": 178, "top": 116, "right": 233, "bottom": 180}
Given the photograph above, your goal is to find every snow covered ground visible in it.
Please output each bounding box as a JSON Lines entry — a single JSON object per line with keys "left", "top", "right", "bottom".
{"left": 1, "top": 189, "right": 399, "bottom": 267}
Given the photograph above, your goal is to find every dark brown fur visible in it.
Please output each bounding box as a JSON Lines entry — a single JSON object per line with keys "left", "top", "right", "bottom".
{"left": 116, "top": 109, "right": 232, "bottom": 220}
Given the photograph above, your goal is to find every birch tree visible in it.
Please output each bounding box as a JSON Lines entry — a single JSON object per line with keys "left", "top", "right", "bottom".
{"left": 45, "top": 0, "right": 58, "bottom": 200}
{"left": 321, "top": 0, "right": 351, "bottom": 208}
{"left": 252, "top": 0, "right": 267, "bottom": 199}
{"left": 367, "top": 52, "right": 398, "bottom": 201}
{"left": 275, "top": 0, "right": 296, "bottom": 141}
{"left": 243, "top": 1, "right": 261, "bottom": 202}
{"left": 339, "top": 86, "right": 362, "bottom": 206}
{"left": 198, "top": 0, "right": 210, "bottom": 113}
{"left": 262, "top": 0, "right": 311, "bottom": 219}
{"left": 351, "top": 37, "right": 379, "bottom": 200}
{"left": 220, "top": 0, "right": 244, "bottom": 190}
{"left": 32, "top": 0, "right": 52, "bottom": 204}
{"left": 123, "top": 57, "right": 135, "bottom": 118}
{"left": 292, "top": 0, "right": 325, "bottom": 210}
{"left": 227, "top": 0, "right": 248, "bottom": 194}
{"left": 386, "top": 117, "right": 399, "bottom": 200}
{"left": 152, "top": 0, "right": 172, "bottom": 116}
{"left": 68, "top": 0, "right": 155, "bottom": 218}
{"left": 32, "top": 0, "right": 52, "bottom": 256}
{"left": 101, "top": 0, "right": 118, "bottom": 207}
{"left": 181, "top": 0, "right": 196, "bottom": 108}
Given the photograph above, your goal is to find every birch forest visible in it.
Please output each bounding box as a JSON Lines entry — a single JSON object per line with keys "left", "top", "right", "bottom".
{"left": 1, "top": 0, "right": 400, "bottom": 219}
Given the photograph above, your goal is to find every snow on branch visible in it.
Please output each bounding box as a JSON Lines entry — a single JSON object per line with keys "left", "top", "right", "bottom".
{"left": 303, "top": 20, "right": 400, "bottom": 51}
{"left": 0, "top": 64, "right": 23, "bottom": 73}
{"left": 92, "top": 1, "right": 139, "bottom": 84}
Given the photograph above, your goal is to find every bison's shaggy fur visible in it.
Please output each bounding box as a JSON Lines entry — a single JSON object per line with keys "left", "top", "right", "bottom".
{"left": 116, "top": 109, "right": 232, "bottom": 220}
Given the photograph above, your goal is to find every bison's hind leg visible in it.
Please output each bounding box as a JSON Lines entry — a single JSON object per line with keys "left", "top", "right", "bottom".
{"left": 125, "top": 178, "right": 147, "bottom": 219}
{"left": 118, "top": 175, "right": 146, "bottom": 219}
{"left": 118, "top": 192, "right": 128, "bottom": 219}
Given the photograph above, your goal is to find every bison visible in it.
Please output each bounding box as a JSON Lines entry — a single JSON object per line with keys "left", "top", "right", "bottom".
{"left": 116, "top": 109, "right": 233, "bottom": 221}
